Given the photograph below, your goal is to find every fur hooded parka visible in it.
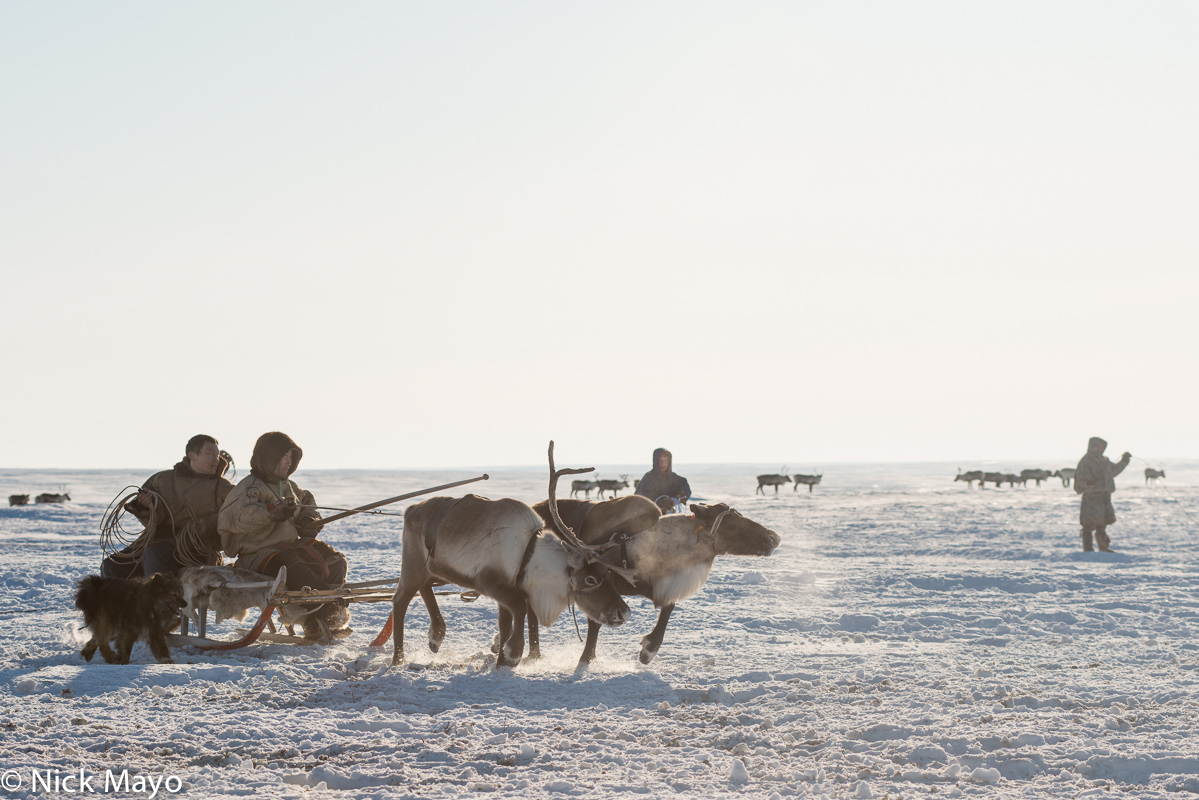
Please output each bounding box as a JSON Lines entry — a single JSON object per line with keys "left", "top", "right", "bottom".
{"left": 218, "top": 432, "right": 318, "bottom": 569}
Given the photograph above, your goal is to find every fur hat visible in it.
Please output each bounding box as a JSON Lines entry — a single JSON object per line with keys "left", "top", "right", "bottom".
{"left": 250, "top": 432, "right": 303, "bottom": 481}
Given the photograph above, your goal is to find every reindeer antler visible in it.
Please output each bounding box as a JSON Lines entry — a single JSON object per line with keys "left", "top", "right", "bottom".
{"left": 546, "top": 441, "right": 595, "bottom": 553}
{"left": 546, "top": 442, "right": 641, "bottom": 584}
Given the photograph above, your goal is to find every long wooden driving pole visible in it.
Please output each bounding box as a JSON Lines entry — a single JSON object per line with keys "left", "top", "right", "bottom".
{"left": 317, "top": 474, "right": 489, "bottom": 526}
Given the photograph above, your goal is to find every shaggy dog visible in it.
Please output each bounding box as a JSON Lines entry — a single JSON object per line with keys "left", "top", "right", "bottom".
{"left": 74, "top": 573, "right": 186, "bottom": 664}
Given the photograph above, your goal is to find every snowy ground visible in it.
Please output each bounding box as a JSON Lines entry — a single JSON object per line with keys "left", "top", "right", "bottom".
{"left": 2, "top": 461, "right": 1199, "bottom": 799}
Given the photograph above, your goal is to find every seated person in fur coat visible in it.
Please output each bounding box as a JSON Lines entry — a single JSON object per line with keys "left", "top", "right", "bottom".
{"left": 218, "top": 432, "right": 349, "bottom": 637}
{"left": 102, "top": 434, "right": 233, "bottom": 579}
{"left": 635, "top": 447, "right": 692, "bottom": 513}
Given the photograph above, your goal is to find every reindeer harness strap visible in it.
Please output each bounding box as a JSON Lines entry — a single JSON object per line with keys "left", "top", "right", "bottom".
{"left": 693, "top": 509, "right": 736, "bottom": 552}
{"left": 514, "top": 533, "right": 540, "bottom": 587}
{"left": 608, "top": 531, "right": 634, "bottom": 570}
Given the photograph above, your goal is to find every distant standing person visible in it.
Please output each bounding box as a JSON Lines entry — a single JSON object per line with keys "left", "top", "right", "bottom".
{"left": 635, "top": 447, "right": 692, "bottom": 513}
{"left": 102, "top": 434, "right": 233, "bottom": 579}
{"left": 1074, "top": 437, "right": 1131, "bottom": 552}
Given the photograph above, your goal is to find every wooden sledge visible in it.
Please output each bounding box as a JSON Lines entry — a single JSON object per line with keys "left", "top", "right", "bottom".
{"left": 167, "top": 568, "right": 400, "bottom": 651}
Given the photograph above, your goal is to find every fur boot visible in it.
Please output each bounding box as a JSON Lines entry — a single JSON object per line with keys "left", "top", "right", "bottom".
{"left": 1080, "top": 529, "right": 1094, "bottom": 552}
{"left": 301, "top": 600, "right": 352, "bottom": 641}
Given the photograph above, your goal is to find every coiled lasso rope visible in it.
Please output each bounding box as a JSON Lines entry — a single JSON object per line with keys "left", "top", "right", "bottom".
{"left": 100, "top": 487, "right": 219, "bottom": 569}
{"left": 100, "top": 486, "right": 173, "bottom": 567}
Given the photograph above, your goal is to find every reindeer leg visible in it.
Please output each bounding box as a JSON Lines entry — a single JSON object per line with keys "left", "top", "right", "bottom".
{"left": 526, "top": 608, "right": 541, "bottom": 661}
{"left": 494, "top": 607, "right": 512, "bottom": 655}
{"left": 639, "top": 604, "right": 676, "bottom": 664}
{"left": 391, "top": 581, "right": 420, "bottom": 666}
{"left": 419, "top": 584, "right": 446, "bottom": 653}
{"left": 578, "top": 619, "right": 602, "bottom": 666}
{"left": 492, "top": 590, "right": 527, "bottom": 668}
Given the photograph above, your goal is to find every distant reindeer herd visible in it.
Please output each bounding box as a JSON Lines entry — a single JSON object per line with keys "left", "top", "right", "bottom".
{"left": 954, "top": 466, "right": 1170, "bottom": 489}
{"left": 755, "top": 467, "right": 823, "bottom": 495}
{"left": 8, "top": 491, "right": 70, "bottom": 506}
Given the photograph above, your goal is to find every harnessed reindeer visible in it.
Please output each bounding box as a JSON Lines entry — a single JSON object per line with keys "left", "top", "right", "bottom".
{"left": 389, "top": 444, "right": 633, "bottom": 668}
{"left": 531, "top": 494, "right": 780, "bottom": 666}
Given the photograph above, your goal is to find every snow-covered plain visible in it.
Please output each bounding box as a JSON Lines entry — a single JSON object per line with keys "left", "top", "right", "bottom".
{"left": 2, "top": 461, "right": 1199, "bottom": 799}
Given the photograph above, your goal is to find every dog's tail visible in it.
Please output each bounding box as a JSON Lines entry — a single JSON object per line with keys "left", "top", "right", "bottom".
{"left": 74, "top": 575, "right": 105, "bottom": 614}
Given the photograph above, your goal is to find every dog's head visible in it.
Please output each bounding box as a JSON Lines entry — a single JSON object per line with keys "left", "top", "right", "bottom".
{"left": 145, "top": 573, "right": 188, "bottom": 622}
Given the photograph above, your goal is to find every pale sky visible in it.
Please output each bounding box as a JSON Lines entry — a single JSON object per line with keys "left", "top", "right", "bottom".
{"left": 2, "top": 2, "right": 1196, "bottom": 470}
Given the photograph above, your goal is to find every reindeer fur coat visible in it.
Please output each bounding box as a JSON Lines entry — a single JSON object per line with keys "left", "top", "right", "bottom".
{"left": 129, "top": 460, "right": 233, "bottom": 548}
{"left": 217, "top": 432, "right": 318, "bottom": 572}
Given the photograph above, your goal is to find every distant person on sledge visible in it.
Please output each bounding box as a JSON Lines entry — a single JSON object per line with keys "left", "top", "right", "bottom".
{"left": 635, "top": 447, "right": 692, "bottom": 514}
{"left": 101, "top": 434, "right": 233, "bottom": 580}
{"left": 218, "top": 431, "right": 350, "bottom": 639}
{"left": 1074, "top": 436, "right": 1131, "bottom": 553}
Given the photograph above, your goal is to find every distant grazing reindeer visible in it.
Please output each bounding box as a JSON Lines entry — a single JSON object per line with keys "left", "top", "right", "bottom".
{"left": 570, "top": 480, "right": 599, "bottom": 499}
{"left": 1020, "top": 469, "right": 1053, "bottom": 487}
{"left": 533, "top": 494, "right": 781, "bottom": 666}
{"left": 596, "top": 475, "right": 629, "bottom": 499}
{"left": 8, "top": 494, "right": 30, "bottom": 506}
{"left": 954, "top": 470, "right": 983, "bottom": 488}
{"left": 793, "top": 473, "right": 822, "bottom": 493}
{"left": 1145, "top": 467, "right": 1165, "bottom": 485}
{"left": 35, "top": 492, "right": 70, "bottom": 504}
{"left": 756, "top": 467, "right": 791, "bottom": 494}
{"left": 982, "top": 472, "right": 1005, "bottom": 489}
{"left": 1053, "top": 468, "right": 1076, "bottom": 488}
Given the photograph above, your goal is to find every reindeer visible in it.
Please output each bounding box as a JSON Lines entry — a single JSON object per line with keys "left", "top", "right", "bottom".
{"left": 596, "top": 475, "right": 629, "bottom": 499}
{"left": 1145, "top": 467, "right": 1166, "bottom": 485}
{"left": 532, "top": 494, "right": 780, "bottom": 666}
{"left": 1053, "top": 468, "right": 1076, "bottom": 488}
{"left": 793, "top": 473, "right": 822, "bottom": 492}
{"left": 35, "top": 492, "right": 70, "bottom": 503}
{"left": 982, "top": 472, "right": 1005, "bottom": 489}
{"left": 8, "top": 494, "right": 30, "bottom": 506}
{"left": 570, "top": 480, "right": 599, "bottom": 499}
{"left": 1020, "top": 469, "right": 1053, "bottom": 487}
{"left": 756, "top": 467, "right": 791, "bottom": 494}
{"left": 390, "top": 445, "right": 632, "bottom": 668}
{"left": 954, "top": 470, "right": 983, "bottom": 488}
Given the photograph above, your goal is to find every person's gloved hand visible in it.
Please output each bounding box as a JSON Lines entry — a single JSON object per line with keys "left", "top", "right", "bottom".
{"left": 267, "top": 497, "right": 297, "bottom": 521}
{"left": 293, "top": 506, "right": 322, "bottom": 537}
